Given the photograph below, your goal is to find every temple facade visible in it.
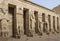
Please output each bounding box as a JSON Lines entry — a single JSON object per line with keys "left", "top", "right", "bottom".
{"left": 0, "top": 0, "right": 60, "bottom": 41}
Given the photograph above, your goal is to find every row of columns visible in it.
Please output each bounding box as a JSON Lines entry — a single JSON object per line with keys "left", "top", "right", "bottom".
{"left": 34, "top": 13, "right": 60, "bottom": 35}
{"left": 0, "top": 8, "right": 59, "bottom": 38}
{"left": 23, "top": 9, "right": 60, "bottom": 37}
{"left": 29, "top": 11, "right": 60, "bottom": 37}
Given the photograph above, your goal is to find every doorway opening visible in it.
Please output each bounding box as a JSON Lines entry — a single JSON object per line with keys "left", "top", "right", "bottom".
{"left": 8, "top": 4, "right": 17, "bottom": 37}
{"left": 34, "top": 11, "right": 39, "bottom": 34}
{"left": 53, "top": 16, "right": 56, "bottom": 32}
{"left": 42, "top": 13, "right": 46, "bottom": 32}
{"left": 48, "top": 15, "right": 51, "bottom": 32}
{"left": 23, "top": 8, "right": 29, "bottom": 36}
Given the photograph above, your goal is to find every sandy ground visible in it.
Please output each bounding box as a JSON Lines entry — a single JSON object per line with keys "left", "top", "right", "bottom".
{"left": 0, "top": 33, "right": 60, "bottom": 41}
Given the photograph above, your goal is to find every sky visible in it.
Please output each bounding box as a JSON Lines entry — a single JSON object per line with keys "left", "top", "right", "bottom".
{"left": 31, "top": 0, "right": 60, "bottom": 9}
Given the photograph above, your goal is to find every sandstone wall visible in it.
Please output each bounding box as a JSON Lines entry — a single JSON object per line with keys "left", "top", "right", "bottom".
{"left": 0, "top": 0, "right": 59, "bottom": 41}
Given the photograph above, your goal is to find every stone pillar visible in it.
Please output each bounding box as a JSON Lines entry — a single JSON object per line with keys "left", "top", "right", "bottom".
{"left": 39, "top": 14, "right": 43, "bottom": 35}
{"left": 51, "top": 16, "right": 55, "bottom": 33}
{"left": 29, "top": 15, "right": 33, "bottom": 37}
{"left": 32, "top": 19, "right": 35, "bottom": 35}
{"left": 16, "top": 10, "right": 23, "bottom": 38}
{"left": 1, "top": 19, "right": 8, "bottom": 37}
{"left": 38, "top": 19, "right": 43, "bottom": 36}
{"left": 0, "top": 0, "right": 8, "bottom": 37}
{"left": 45, "top": 16, "right": 49, "bottom": 34}
{"left": 30, "top": 11, "right": 36, "bottom": 36}
{"left": 55, "top": 17, "right": 59, "bottom": 33}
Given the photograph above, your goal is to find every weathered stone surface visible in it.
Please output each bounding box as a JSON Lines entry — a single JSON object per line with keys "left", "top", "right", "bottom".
{"left": 0, "top": 0, "right": 60, "bottom": 41}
